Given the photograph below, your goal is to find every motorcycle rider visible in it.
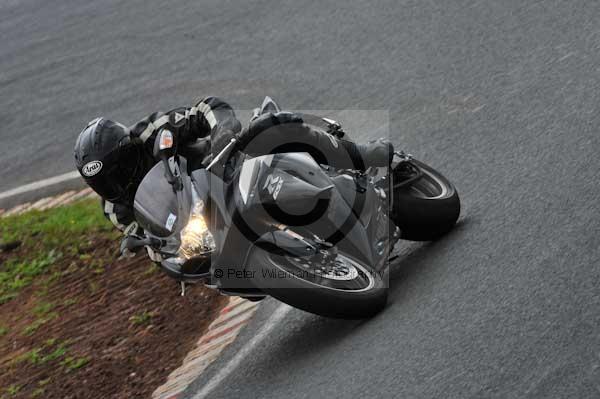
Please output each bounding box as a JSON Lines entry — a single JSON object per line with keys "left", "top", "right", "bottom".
{"left": 74, "top": 96, "right": 393, "bottom": 258}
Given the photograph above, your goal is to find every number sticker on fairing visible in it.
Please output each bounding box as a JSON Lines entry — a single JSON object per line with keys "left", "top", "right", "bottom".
{"left": 263, "top": 174, "right": 283, "bottom": 200}
{"left": 165, "top": 213, "right": 177, "bottom": 231}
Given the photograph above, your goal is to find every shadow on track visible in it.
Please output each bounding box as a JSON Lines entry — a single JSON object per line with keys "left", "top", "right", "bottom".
{"left": 389, "top": 219, "right": 469, "bottom": 284}
{"left": 243, "top": 218, "right": 470, "bottom": 367}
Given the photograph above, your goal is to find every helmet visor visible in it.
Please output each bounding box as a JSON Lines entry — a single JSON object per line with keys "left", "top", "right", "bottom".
{"left": 84, "top": 142, "right": 141, "bottom": 204}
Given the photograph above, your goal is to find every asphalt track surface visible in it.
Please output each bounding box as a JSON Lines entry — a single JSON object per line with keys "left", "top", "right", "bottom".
{"left": 2, "top": 0, "right": 600, "bottom": 398}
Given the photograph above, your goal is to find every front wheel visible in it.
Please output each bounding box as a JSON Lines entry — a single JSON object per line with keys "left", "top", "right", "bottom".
{"left": 246, "top": 249, "right": 388, "bottom": 319}
{"left": 392, "top": 159, "right": 461, "bottom": 241}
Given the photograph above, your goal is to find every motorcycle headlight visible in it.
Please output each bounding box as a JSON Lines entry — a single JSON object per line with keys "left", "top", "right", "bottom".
{"left": 178, "top": 197, "right": 216, "bottom": 260}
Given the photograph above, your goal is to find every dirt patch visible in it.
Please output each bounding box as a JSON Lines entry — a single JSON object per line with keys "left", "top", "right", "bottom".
{"left": 0, "top": 234, "right": 226, "bottom": 399}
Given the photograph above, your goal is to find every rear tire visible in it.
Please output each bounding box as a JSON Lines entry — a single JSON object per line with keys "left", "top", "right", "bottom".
{"left": 246, "top": 249, "right": 388, "bottom": 319}
{"left": 392, "top": 159, "right": 460, "bottom": 241}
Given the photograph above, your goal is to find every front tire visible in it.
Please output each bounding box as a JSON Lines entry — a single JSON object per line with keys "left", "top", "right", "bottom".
{"left": 246, "top": 249, "right": 388, "bottom": 319}
{"left": 392, "top": 159, "right": 460, "bottom": 241}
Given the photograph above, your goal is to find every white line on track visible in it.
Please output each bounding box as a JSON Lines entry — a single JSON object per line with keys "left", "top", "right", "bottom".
{"left": 191, "top": 304, "right": 293, "bottom": 399}
{"left": 0, "top": 171, "right": 80, "bottom": 201}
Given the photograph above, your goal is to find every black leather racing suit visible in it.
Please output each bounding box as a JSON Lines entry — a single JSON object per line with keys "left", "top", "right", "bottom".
{"left": 101, "top": 96, "right": 241, "bottom": 234}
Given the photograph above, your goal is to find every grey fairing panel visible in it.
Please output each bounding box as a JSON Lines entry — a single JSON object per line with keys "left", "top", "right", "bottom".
{"left": 133, "top": 159, "right": 192, "bottom": 238}
{"left": 239, "top": 153, "right": 331, "bottom": 208}
{"left": 238, "top": 153, "right": 386, "bottom": 266}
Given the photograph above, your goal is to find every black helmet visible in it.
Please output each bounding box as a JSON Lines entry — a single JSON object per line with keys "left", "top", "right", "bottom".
{"left": 74, "top": 118, "right": 142, "bottom": 204}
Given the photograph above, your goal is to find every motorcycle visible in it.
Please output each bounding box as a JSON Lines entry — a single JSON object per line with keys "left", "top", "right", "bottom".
{"left": 122, "top": 97, "right": 460, "bottom": 319}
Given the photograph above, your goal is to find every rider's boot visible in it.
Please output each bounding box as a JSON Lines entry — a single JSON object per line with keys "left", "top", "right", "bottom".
{"left": 339, "top": 138, "right": 394, "bottom": 170}
{"left": 239, "top": 112, "right": 394, "bottom": 171}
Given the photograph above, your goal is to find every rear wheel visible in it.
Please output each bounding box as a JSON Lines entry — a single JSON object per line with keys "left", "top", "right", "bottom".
{"left": 392, "top": 159, "right": 460, "bottom": 241}
{"left": 246, "top": 248, "right": 387, "bottom": 319}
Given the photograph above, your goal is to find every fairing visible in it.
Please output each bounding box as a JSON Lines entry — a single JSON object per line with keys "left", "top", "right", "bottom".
{"left": 132, "top": 151, "right": 391, "bottom": 289}
{"left": 133, "top": 159, "right": 192, "bottom": 238}
{"left": 232, "top": 153, "right": 391, "bottom": 270}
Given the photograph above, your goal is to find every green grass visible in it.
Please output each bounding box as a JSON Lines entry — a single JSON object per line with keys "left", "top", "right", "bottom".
{"left": 33, "top": 301, "right": 55, "bottom": 316}
{"left": 22, "top": 311, "right": 59, "bottom": 336}
{"left": 24, "top": 377, "right": 51, "bottom": 397}
{"left": 5, "top": 384, "right": 20, "bottom": 396}
{"left": 62, "top": 298, "right": 79, "bottom": 307}
{"left": 14, "top": 340, "right": 69, "bottom": 366}
{"left": 0, "top": 199, "right": 111, "bottom": 247}
{"left": 88, "top": 281, "right": 99, "bottom": 293}
{"left": 16, "top": 339, "right": 90, "bottom": 372}
{"left": 16, "top": 303, "right": 57, "bottom": 335}
{"left": 61, "top": 356, "right": 89, "bottom": 371}
{"left": 0, "top": 200, "right": 117, "bottom": 395}
{"left": 14, "top": 347, "right": 43, "bottom": 365}
{"left": 129, "top": 310, "right": 154, "bottom": 326}
{"left": 43, "top": 343, "right": 68, "bottom": 362}
{"left": 37, "top": 378, "right": 51, "bottom": 387}
{"left": 0, "top": 199, "right": 113, "bottom": 304}
{"left": 0, "top": 250, "right": 62, "bottom": 304}
{"left": 91, "top": 259, "right": 105, "bottom": 274}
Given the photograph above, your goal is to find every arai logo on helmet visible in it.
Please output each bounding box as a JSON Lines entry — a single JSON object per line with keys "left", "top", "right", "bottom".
{"left": 82, "top": 160, "right": 103, "bottom": 177}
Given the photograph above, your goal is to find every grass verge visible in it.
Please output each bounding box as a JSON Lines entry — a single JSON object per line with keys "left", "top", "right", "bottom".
{"left": 0, "top": 198, "right": 226, "bottom": 399}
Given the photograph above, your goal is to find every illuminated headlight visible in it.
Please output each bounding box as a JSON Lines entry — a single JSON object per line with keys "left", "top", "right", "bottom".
{"left": 178, "top": 197, "right": 215, "bottom": 260}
